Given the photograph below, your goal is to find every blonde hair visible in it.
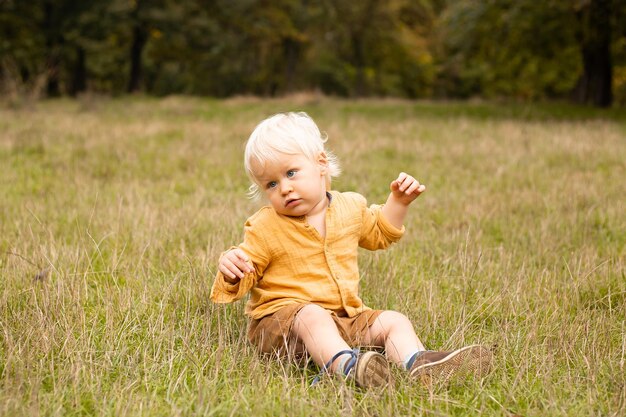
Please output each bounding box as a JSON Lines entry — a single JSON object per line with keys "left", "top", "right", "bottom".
{"left": 244, "top": 112, "right": 341, "bottom": 198}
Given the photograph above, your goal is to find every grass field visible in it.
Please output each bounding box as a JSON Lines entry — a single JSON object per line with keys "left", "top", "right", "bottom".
{"left": 1, "top": 96, "right": 625, "bottom": 416}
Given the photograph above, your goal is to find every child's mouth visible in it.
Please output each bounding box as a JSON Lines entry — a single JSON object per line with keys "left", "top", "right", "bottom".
{"left": 285, "top": 198, "right": 301, "bottom": 208}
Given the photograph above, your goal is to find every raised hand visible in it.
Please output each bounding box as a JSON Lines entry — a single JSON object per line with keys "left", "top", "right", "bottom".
{"left": 389, "top": 172, "right": 426, "bottom": 206}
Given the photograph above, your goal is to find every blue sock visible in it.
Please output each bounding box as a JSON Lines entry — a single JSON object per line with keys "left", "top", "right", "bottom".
{"left": 335, "top": 354, "right": 353, "bottom": 376}
{"left": 404, "top": 350, "right": 424, "bottom": 370}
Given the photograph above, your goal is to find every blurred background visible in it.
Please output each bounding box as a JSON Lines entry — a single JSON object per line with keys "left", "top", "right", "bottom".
{"left": 1, "top": 0, "right": 624, "bottom": 107}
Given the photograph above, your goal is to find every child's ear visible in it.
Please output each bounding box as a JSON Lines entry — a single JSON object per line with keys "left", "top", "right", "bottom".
{"left": 317, "top": 151, "right": 329, "bottom": 174}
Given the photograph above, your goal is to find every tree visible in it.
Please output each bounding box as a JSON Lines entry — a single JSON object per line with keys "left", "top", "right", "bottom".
{"left": 0, "top": 0, "right": 118, "bottom": 97}
{"left": 309, "top": 0, "right": 437, "bottom": 97}
{"left": 436, "top": 0, "right": 624, "bottom": 106}
{"left": 573, "top": 0, "right": 613, "bottom": 107}
{"left": 126, "top": 0, "right": 150, "bottom": 93}
{"left": 1, "top": 0, "right": 623, "bottom": 103}
{"left": 0, "top": 1, "right": 45, "bottom": 96}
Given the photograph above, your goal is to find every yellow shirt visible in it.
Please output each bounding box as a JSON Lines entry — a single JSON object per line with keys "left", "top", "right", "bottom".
{"left": 210, "top": 190, "right": 405, "bottom": 319}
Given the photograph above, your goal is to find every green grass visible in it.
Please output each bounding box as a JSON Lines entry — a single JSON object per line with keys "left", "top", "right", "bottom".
{"left": 1, "top": 95, "right": 625, "bottom": 416}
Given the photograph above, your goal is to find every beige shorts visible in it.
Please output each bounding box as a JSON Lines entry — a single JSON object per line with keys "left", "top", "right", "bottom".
{"left": 247, "top": 303, "right": 383, "bottom": 359}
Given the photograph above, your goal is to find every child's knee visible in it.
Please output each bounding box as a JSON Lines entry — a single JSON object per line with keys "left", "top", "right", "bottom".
{"left": 378, "top": 310, "right": 411, "bottom": 327}
{"left": 295, "top": 303, "right": 331, "bottom": 324}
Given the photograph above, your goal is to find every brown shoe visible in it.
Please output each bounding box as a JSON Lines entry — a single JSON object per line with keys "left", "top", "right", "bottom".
{"left": 350, "top": 351, "right": 392, "bottom": 389}
{"left": 312, "top": 349, "right": 392, "bottom": 389}
{"left": 409, "top": 345, "right": 492, "bottom": 385}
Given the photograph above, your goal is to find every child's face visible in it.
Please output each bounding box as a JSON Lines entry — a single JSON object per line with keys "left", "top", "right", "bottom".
{"left": 252, "top": 152, "right": 328, "bottom": 217}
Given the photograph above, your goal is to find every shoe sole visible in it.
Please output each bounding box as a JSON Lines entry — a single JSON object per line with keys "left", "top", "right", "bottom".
{"left": 354, "top": 351, "right": 392, "bottom": 388}
{"left": 410, "top": 344, "right": 492, "bottom": 385}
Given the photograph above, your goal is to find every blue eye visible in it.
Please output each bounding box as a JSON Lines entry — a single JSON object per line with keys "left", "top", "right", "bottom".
{"left": 287, "top": 170, "right": 296, "bottom": 178}
{"left": 267, "top": 181, "right": 277, "bottom": 189}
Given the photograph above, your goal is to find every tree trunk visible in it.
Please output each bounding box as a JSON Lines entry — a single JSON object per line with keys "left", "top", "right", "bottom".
{"left": 573, "top": 0, "right": 613, "bottom": 107}
{"left": 351, "top": 32, "right": 367, "bottom": 97}
{"left": 283, "top": 37, "right": 301, "bottom": 93}
{"left": 127, "top": 23, "right": 148, "bottom": 93}
{"left": 44, "top": 1, "right": 61, "bottom": 97}
{"left": 348, "top": 0, "right": 378, "bottom": 97}
{"left": 45, "top": 53, "right": 61, "bottom": 97}
{"left": 69, "top": 46, "right": 87, "bottom": 96}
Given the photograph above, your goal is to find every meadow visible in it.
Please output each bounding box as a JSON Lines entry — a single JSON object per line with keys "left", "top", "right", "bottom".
{"left": 0, "top": 96, "right": 624, "bottom": 416}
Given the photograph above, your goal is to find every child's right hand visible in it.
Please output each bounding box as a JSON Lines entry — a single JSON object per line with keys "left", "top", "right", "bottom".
{"left": 218, "top": 249, "right": 253, "bottom": 282}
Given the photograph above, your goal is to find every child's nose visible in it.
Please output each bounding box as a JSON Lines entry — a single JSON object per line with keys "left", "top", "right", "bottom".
{"left": 280, "top": 180, "right": 292, "bottom": 194}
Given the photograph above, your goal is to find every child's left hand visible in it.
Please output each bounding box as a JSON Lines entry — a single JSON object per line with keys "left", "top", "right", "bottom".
{"left": 389, "top": 172, "right": 426, "bottom": 205}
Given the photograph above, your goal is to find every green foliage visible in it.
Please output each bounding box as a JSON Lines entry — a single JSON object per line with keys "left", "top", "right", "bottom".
{"left": 0, "top": 1, "right": 625, "bottom": 105}
{"left": 436, "top": 0, "right": 579, "bottom": 99}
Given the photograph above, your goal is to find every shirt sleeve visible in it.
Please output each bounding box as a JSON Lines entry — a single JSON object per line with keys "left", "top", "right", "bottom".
{"left": 357, "top": 196, "right": 405, "bottom": 250}
{"left": 210, "top": 215, "right": 271, "bottom": 304}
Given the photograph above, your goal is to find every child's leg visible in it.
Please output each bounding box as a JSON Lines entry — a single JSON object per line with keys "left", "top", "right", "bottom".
{"left": 365, "top": 310, "right": 425, "bottom": 366}
{"left": 366, "top": 310, "right": 492, "bottom": 383}
{"left": 291, "top": 304, "right": 353, "bottom": 372}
